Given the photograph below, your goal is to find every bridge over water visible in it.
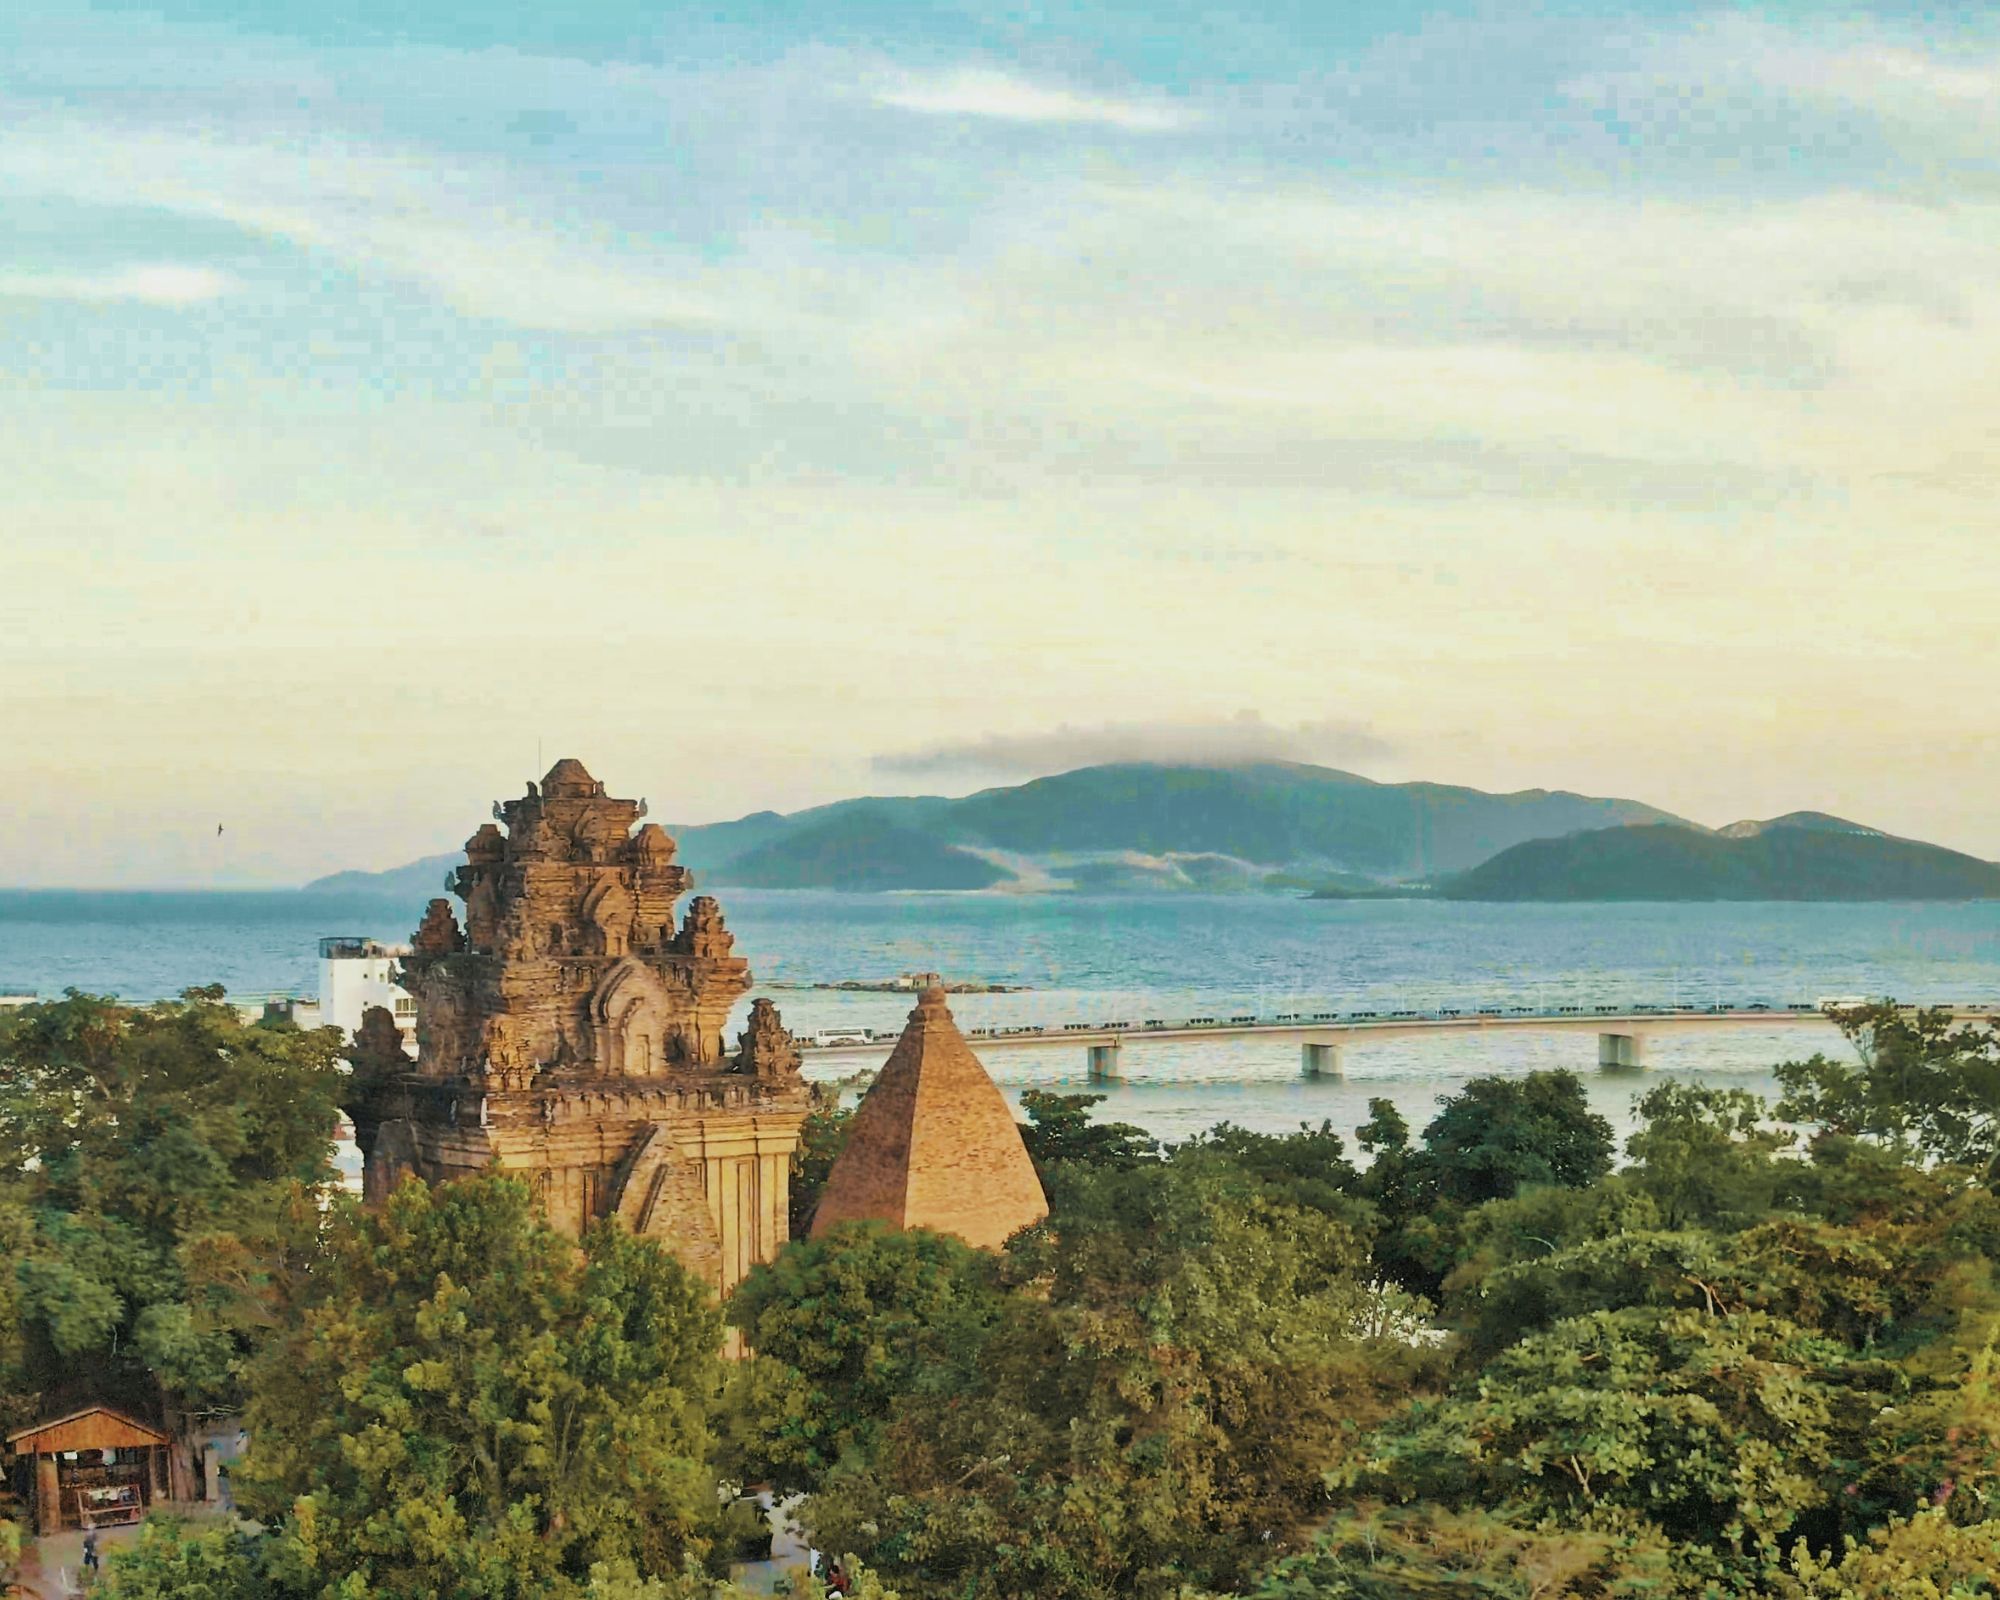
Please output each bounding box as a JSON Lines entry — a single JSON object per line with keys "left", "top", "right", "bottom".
{"left": 802, "top": 1002, "right": 2000, "bottom": 1081}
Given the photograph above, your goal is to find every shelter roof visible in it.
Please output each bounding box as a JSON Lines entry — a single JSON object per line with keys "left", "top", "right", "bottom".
{"left": 6, "top": 1406, "right": 170, "bottom": 1454}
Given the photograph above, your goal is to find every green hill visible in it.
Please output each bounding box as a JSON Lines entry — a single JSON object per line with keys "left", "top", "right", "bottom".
{"left": 711, "top": 811, "right": 1008, "bottom": 891}
{"left": 306, "top": 760, "right": 1687, "bottom": 897}
{"left": 302, "top": 852, "right": 462, "bottom": 903}
{"left": 694, "top": 762, "right": 1684, "bottom": 889}
{"left": 1440, "top": 818, "right": 2000, "bottom": 902}
{"left": 930, "top": 762, "right": 1680, "bottom": 875}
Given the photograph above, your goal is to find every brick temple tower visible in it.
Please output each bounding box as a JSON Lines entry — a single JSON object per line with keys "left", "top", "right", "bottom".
{"left": 812, "top": 986, "right": 1047, "bottom": 1250}
{"left": 342, "top": 759, "right": 811, "bottom": 1298}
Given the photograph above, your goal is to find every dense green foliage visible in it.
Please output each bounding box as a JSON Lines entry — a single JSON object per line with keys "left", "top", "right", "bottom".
{"left": 1441, "top": 819, "right": 2000, "bottom": 901}
{"left": 724, "top": 1008, "right": 2000, "bottom": 1597}
{"left": 725, "top": 1224, "right": 1007, "bottom": 1494}
{"left": 1777, "top": 1003, "right": 2000, "bottom": 1173}
{"left": 1016, "top": 1090, "right": 1157, "bottom": 1175}
{"left": 235, "top": 1175, "right": 728, "bottom": 1599}
{"left": 0, "top": 989, "right": 344, "bottom": 1428}
{"left": 99, "top": 1517, "right": 901, "bottom": 1600}
{"left": 790, "top": 1087, "right": 858, "bottom": 1237}
{"left": 729, "top": 1120, "right": 1432, "bottom": 1598}
{"left": 18, "top": 992, "right": 2000, "bottom": 1600}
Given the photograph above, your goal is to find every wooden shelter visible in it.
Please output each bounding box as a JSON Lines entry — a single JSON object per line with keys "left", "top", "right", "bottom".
{"left": 5, "top": 1407, "right": 170, "bottom": 1536}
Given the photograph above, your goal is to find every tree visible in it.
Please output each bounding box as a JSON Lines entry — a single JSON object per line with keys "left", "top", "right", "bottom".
{"left": 1016, "top": 1090, "right": 1157, "bottom": 1175}
{"left": 1345, "top": 1306, "right": 1874, "bottom": 1568}
{"left": 1416, "top": 1071, "right": 1614, "bottom": 1207}
{"left": 1236, "top": 1502, "right": 1675, "bottom": 1599}
{"left": 1176, "top": 1121, "right": 1361, "bottom": 1219}
{"left": 1624, "top": 1082, "right": 1790, "bottom": 1229}
{"left": 236, "top": 1174, "right": 726, "bottom": 1599}
{"left": 578, "top": 1556, "right": 899, "bottom": 1599}
{"left": 97, "top": 1521, "right": 905, "bottom": 1600}
{"left": 0, "top": 989, "right": 345, "bottom": 1423}
{"left": 1354, "top": 1097, "right": 1415, "bottom": 1216}
{"left": 100, "top": 1518, "right": 271, "bottom": 1600}
{"left": 723, "top": 1223, "right": 1004, "bottom": 1494}
{"left": 1778, "top": 1003, "right": 2000, "bottom": 1173}
{"left": 797, "top": 1158, "right": 1425, "bottom": 1599}
{"left": 1357, "top": 1076, "right": 1617, "bottom": 1300}
{"left": 789, "top": 1087, "right": 856, "bottom": 1238}
{"left": 0, "top": 1197, "right": 33, "bottom": 1429}
{"left": 1776, "top": 1510, "right": 2000, "bottom": 1598}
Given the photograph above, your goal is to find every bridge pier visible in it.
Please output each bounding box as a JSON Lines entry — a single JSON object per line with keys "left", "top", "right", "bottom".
{"left": 1086, "top": 1042, "right": 1124, "bottom": 1083}
{"left": 1598, "top": 1032, "right": 1646, "bottom": 1071}
{"left": 1301, "top": 1039, "right": 1343, "bottom": 1080}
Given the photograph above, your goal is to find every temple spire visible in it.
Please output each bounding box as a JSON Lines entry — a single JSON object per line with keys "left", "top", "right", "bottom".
{"left": 811, "top": 986, "right": 1048, "bottom": 1250}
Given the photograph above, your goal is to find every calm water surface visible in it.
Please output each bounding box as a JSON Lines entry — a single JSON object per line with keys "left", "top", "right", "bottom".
{"left": 4, "top": 890, "right": 1996, "bottom": 1145}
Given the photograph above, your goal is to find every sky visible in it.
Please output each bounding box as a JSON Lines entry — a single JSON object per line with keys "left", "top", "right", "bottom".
{"left": 3, "top": 1, "right": 1998, "bottom": 886}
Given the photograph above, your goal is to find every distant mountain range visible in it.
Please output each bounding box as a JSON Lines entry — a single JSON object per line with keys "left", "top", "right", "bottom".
{"left": 306, "top": 761, "right": 1683, "bottom": 898}
{"left": 1434, "top": 816, "right": 2000, "bottom": 902}
{"left": 302, "top": 764, "right": 2000, "bottom": 904}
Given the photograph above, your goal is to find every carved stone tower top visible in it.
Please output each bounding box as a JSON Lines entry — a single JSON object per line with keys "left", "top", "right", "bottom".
{"left": 397, "top": 758, "right": 759, "bottom": 1085}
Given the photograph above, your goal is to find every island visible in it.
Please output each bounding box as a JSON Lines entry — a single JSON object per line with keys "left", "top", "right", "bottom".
{"left": 1435, "top": 815, "right": 2000, "bottom": 901}
{"left": 772, "top": 970, "right": 1029, "bottom": 994}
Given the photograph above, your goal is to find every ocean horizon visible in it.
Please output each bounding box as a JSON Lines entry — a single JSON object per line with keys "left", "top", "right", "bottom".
{"left": 7, "top": 887, "right": 1996, "bottom": 1146}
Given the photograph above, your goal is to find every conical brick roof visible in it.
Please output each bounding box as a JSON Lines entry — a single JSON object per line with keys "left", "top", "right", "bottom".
{"left": 811, "top": 987, "right": 1048, "bottom": 1250}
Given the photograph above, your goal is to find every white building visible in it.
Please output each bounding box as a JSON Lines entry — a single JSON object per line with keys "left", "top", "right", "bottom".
{"left": 317, "top": 936, "right": 418, "bottom": 1056}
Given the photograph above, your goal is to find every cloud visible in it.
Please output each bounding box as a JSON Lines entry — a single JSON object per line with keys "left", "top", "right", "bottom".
{"left": 1562, "top": 17, "right": 2000, "bottom": 155}
{"left": 872, "top": 68, "right": 1192, "bottom": 131}
{"left": 0, "top": 124, "right": 730, "bottom": 334}
{"left": 874, "top": 711, "right": 1396, "bottom": 780}
{"left": 834, "top": 169, "right": 2000, "bottom": 502}
{"left": 0, "top": 263, "right": 236, "bottom": 305}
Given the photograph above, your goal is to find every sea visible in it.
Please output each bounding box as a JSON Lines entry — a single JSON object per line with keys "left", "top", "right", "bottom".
{"left": 3, "top": 889, "right": 1997, "bottom": 1150}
